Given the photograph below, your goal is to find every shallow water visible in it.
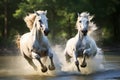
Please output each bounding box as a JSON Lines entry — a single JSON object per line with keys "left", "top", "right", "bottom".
{"left": 0, "top": 50, "right": 120, "bottom": 80}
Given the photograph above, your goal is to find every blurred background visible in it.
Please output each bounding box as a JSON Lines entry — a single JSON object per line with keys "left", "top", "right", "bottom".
{"left": 0, "top": 0, "right": 120, "bottom": 55}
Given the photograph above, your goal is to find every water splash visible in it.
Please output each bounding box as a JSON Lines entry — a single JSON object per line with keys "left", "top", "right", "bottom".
{"left": 53, "top": 45, "right": 105, "bottom": 74}
{"left": 0, "top": 44, "right": 105, "bottom": 76}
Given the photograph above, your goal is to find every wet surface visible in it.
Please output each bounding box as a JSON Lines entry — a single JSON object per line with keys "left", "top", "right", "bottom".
{"left": 0, "top": 51, "right": 120, "bottom": 80}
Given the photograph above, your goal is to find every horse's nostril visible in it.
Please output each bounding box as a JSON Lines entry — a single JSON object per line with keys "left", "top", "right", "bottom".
{"left": 44, "top": 29, "right": 50, "bottom": 36}
{"left": 82, "top": 30, "right": 88, "bottom": 36}
{"left": 82, "top": 30, "right": 87, "bottom": 33}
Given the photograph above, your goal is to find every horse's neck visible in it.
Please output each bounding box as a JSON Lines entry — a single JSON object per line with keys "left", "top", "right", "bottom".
{"left": 76, "top": 30, "right": 83, "bottom": 41}
{"left": 74, "top": 30, "right": 85, "bottom": 48}
{"left": 31, "top": 21, "right": 43, "bottom": 41}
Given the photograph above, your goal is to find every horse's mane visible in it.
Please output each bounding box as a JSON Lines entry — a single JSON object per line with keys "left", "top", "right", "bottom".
{"left": 76, "top": 12, "right": 97, "bottom": 34}
{"left": 24, "top": 10, "right": 46, "bottom": 30}
{"left": 24, "top": 13, "right": 36, "bottom": 30}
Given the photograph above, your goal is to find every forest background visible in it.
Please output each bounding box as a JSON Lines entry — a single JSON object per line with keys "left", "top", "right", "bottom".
{"left": 0, "top": 0, "right": 120, "bottom": 52}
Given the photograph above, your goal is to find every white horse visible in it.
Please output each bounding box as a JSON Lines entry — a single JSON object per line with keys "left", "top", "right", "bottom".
{"left": 19, "top": 10, "right": 55, "bottom": 72}
{"left": 64, "top": 12, "right": 100, "bottom": 72}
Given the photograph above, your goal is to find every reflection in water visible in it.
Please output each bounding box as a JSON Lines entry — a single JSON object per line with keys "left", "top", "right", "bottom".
{"left": 0, "top": 46, "right": 120, "bottom": 80}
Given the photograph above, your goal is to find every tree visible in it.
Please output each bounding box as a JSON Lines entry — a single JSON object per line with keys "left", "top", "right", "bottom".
{"left": 0, "top": 0, "right": 119, "bottom": 46}
{"left": 3, "top": 0, "right": 8, "bottom": 39}
{"left": 0, "top": 0, "right": 22, "bottom": 46}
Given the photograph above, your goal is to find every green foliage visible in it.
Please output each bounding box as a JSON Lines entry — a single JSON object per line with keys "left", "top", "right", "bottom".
{"left": 0, "top": 0, "right": 120, "bottom": 47}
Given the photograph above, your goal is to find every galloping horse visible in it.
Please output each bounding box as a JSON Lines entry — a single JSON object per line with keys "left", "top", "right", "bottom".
{"left": 64, "top": 12, "right": 99, "bottom": 72}
{"left": 19, "top": 10, "right": 55, "bottom": 72}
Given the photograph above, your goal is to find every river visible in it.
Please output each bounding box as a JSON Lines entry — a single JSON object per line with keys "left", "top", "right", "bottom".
{"left": 0, "top": 48, "right": 120, "bottom": 80}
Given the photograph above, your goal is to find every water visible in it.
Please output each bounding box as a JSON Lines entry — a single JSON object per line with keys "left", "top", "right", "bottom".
{"left": 0, "top": 45, "right": 120, "bottom": 80}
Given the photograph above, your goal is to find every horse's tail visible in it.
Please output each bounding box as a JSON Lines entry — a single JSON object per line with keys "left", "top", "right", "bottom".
{"left": 15, "top": 34, "right": 21, "bottom": 49}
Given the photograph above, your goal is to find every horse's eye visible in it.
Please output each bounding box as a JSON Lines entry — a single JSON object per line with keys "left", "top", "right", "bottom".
{"left": 39, "top": 20, "right": 42, "bottom": 23}
{"left": 79, "top": 21, "right": 81, "bottom": 23}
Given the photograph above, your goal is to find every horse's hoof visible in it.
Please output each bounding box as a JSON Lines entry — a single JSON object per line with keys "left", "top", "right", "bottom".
{"left": 48, "top": 65, "right": 55, "bottom": 70}
{"left": 81, "top": 62, "right": 87, "bottom": 68}
{"left": 78, "top": 68, "right": 80, "bottom": 72}
{"left": 41, "top": 66, "right": 47, "bottom": 73}
{"left": 75, "top": 61, "right": 80, "bottom": 72}
{"left": 76, "top": 66, "right": 80, "bottom": 72}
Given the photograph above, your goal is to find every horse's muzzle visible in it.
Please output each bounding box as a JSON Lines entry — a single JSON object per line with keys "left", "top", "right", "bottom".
{"left": 82, "top": 29, "right": 88, "bottom": 36}
{"left": 44, "top": 29, "right": 50, "bottom": 36}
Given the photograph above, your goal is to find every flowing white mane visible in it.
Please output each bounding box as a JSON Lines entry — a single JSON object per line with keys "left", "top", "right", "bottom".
{"left": 76, "top": 12, "right": 97, "bottom": 35}
{"left": 24, "top": 10, "right": 47, "bottom": 30}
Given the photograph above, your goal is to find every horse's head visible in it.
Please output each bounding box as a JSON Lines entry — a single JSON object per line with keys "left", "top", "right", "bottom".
{"left": 34, "top": 10, "right": 50, "bottom": 36}
{"left": 76, "top": 12, "right": 93, "bottom": 36}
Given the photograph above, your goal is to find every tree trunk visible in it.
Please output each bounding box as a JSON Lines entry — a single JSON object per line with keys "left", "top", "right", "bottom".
{"left": 112, "top": 12, "right": 120, "bottom": 43}
{"left": 3, "top": 0, "right": 8, "bottom": 39}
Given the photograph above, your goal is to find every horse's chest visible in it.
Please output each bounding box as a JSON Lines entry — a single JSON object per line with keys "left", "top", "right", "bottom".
{"left": 82, "top": 38, "right": 90, "bottom": 49}
{"left": 32, "top": 40, "right": 48, "bottom": 56}
{"left": 76, "top": 38, "right": 89, "bottom": 50}
{"left": 38, "top": 44, "right": 48, "bottom": 57}
{"left": 33, "top": 40, "right": 46, "bottom": 47}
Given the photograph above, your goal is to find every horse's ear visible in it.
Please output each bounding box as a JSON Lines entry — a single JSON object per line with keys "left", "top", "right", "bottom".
{"left": 89, "top": 15, "right": 94, "bottom": 21}
{"left": 34, "top": 11, "right": 39, "bottom": 15}
{"left": 44, "top": 10, "right": 47, "bottom": 15}
{"left": 77, "top": 13, "right": 80, "bottom": 17}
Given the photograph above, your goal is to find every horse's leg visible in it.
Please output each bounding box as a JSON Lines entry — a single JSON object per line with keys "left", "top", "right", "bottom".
{"left": 36, "top": 56, "right": 48, "bottom": 72}
{"left": 48, "top": 52, "right": 55, "bottom": 70}
{"left": 73, "top": 51, "right": 80, "bottom": 72}
{"left": 31, "top": 52, "right": 47, "bottom": 72}
{"left": 81, "top": 54, "right": 87, "bottom": 68}
{"left": 75, "top": 56, "right": 80, "bottom": 72}
{"left": 23, "top": 54, "right": 37, "bottom": 70}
